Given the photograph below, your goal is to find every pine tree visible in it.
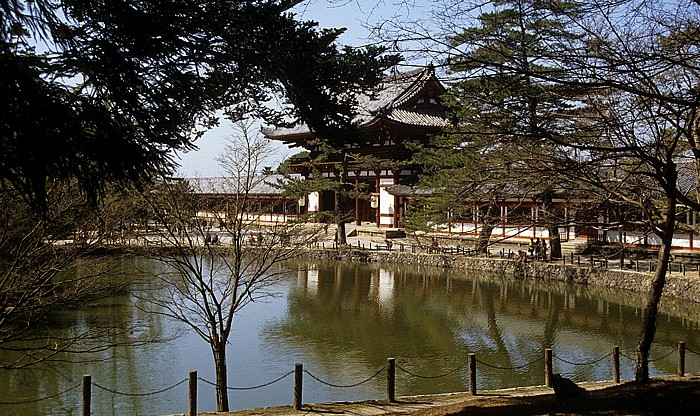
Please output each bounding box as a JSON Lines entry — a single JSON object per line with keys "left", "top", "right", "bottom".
{"left": 413, "top": 0, "right": 589, "bottom": 255}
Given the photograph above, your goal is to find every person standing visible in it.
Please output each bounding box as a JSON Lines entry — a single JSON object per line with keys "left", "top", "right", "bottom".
{"left": 541, "top": 239, "right": 548, "bottom": 260}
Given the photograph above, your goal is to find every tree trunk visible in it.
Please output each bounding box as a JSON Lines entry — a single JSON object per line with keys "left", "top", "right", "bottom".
{"left": 476, "top": 199, "right": 498, "bottom": 253}
{"left": 335, "top": 151, "right": 349, "bottom": 246}
{"left": 213, "top": 343, "right": 229, "bottom": 411}
{"left": 548, "top": 226, "right": 562, "bottom": 259}
{"left": 635, "top": 193, "right": 676, "bottom": 383}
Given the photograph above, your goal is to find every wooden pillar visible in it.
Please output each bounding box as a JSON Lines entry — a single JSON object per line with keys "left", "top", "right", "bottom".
{"left": 468, "top": 353, "right": 477, "bottom": 395}
{"left": 188, "top": 370, "right": 197, "bottom": 416}
{"left": 82, "top": 374, "right": 91, "bottom": 416}
{"left": 612, "top": 347, "right": 620, "bottom": 383}
{"left": 387, "top": 358, "right": 396, "bottom": 402}
{"left": 545, "top": 349, "right": 553, "bottom": 387}
{"left": 678, "top": 341, "right": 686, "bottom": 377}
{"left": 294, "top": 363, "right": 303, "bottom": 410}
{"left": 355, "top": 175, "right": 361, "bottom": 225}
{"left": 375, "top": 171, "right": 381, "bottom": 227}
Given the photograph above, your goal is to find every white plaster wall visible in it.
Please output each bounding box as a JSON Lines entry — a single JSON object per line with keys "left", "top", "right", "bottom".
{"left": 308, "top": 191, "right": 319, "bottom": 213}
{"left": 378, "top": 177, "right": 396, "bottom": 226}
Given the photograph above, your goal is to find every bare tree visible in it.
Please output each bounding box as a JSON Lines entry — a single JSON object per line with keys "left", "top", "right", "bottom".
{"left": 137, "top": 121, "right": 324, "bottom": 411}
{"left": 0, "top": 181, "right": 153, "bottom": 369}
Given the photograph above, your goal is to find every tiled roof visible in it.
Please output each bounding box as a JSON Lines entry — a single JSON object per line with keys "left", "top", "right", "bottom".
{"left": 385, "top": 184, "right": 434, "bottom": 197}
{"left": 262, "top": 67, "right": 447, "bottom": 138}
{"left": 186, "top": 174, "right": 302, "bottom": 196}
{"left": 387, "top": 108, "right": 449, "bottom": 127}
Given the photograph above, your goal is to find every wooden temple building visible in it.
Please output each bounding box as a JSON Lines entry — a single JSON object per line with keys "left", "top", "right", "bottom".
{"left": 262, "top": 67, "right": 448, "bottom": 228}
{"left": 187, "top": 66, "right": 700, "bottom": 251}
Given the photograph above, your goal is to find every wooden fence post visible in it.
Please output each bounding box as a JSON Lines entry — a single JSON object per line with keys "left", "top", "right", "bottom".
{"left": 468, "top": 353, "right": 477, "bottom": 395}
{"left": 678, "top": 341, "right": 686, "bottom": 377}
{"left": 188, "top": 370, "right": 197, "bottom": 416}
{"left": 294, "top": 363, "right": 303, "bottom": 410}
{"left": 545, "top": 349, "right": 553, "bottom": 388}
{"left": 612, "top": 346, "right": 620, "bottom": 383}
{"left": 82, "top": 374, "right": 91, "bottom": 416}
{"left": 387, "top": 358, "right": 396, "bottom": 402}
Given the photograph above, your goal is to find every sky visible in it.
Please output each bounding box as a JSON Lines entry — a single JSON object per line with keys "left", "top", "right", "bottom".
{"left": 174, "top": 0, "right": 414, "bottom": 178}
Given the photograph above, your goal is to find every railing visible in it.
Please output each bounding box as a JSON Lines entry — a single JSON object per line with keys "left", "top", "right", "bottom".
{"left": 2, "top": 342, "right": 697, "bottom": 415}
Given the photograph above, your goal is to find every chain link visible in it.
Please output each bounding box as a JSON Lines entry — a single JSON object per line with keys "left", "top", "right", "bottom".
{"left": 93, "top": 378, "right": 188, "bottom": 397}
{"left": 686, "top": 346, "right": 700, "bottom": 356}
{"left": 304, "top": 366, "right": 386, "bottom": 388}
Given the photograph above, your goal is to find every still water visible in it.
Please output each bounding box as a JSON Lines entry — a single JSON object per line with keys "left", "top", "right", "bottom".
{"left": 2, "top": 258, "right": 700, "bottom": 415}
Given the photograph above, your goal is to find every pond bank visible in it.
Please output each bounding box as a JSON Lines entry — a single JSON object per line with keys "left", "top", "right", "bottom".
{"left": 304, "top": 248, "right": 700, "bottom": 304}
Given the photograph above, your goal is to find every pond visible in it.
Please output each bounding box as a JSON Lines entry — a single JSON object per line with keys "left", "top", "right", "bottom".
{"left": 1, "top": 258, "right": 699, "bottom": 415}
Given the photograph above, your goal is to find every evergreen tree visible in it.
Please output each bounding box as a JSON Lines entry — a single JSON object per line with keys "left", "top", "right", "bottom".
{"left": 412, "top": 0, "right": 588, "bottom": 255}
{"left": 1, "top": 0, "right": 395, "bottom": 210}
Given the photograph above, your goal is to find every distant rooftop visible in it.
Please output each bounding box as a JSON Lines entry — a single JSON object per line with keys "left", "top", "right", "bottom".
{"left": 186, "top": 174, "right": 302, "bottom": 196}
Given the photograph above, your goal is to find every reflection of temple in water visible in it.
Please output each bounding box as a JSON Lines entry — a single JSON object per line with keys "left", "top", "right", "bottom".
{"left": 370, "top": 268, "right": 395, "bottom": 315}
{"left": 279, "top": 261, "right": 700, "bottom": 393}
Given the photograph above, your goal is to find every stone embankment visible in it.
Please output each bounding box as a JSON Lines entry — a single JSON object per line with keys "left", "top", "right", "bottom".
{"left": 304, "top": 248, "right": 700, "bottom": 304}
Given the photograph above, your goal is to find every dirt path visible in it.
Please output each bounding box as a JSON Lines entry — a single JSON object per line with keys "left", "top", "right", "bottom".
{"left": 193, "top": 375, "right": 700, "bottom": 416}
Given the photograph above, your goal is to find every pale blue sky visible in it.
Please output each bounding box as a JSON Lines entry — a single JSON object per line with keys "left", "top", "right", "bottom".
{"left": 174, "top": 0, "right": 415, "bottom": 178}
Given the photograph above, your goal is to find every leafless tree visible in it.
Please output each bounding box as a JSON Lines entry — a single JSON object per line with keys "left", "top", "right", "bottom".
{"left": 0, "top": 181, "right": 153, "bottom": 369}
{"left": 137, "top": 121, "right": 324, "bottom": 411}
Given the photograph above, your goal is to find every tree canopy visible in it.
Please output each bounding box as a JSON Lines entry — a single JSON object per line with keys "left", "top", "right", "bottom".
{"left": 1, "top": 0, "right": 397, "bottom": 209}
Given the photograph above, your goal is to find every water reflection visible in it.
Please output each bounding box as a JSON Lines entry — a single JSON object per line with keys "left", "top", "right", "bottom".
{"left": 1, "top": 258, "right": 700, "bottom": 415}
{"left": 267, "top": 261, "right": 700, "bottom": 399}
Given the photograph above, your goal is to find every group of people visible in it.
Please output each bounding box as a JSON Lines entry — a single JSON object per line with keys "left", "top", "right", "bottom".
{"left": 528, "top": 238, "right": 548, "bottom": 260}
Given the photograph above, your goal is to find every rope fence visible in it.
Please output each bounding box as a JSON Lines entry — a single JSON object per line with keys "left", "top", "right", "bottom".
{"left": 304, "top": 366, "right": 386, "bottom": 388}
{"left": 198, "top": 370, "right": 294, "bottom": 391}
{"left": 476, "top": 352, "right": 544, "bottom": 371}
{"left": 92, "top": 378, "right": 188, "bottom": 397}
{"left": 1, "top": 341, "right": 695, "bottom": 415}
{"left": 553, "top": 351, "right": 613, "bottom": 366}
{"left": 0, "top": 382, "right": 82, "bottom": 405}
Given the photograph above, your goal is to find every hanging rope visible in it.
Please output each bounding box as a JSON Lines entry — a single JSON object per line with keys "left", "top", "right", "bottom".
{"left": 618, "top": 350, "right": 636, "bottom": 361}
{"left": 553, "top": 352, "right": 612, "bottom": 366}
{"left": 93, "top": 378, "right": 188, "bottom": 397}
{"left": 198, "top": 370, "right": 294, "bottom": 391}
{"left": 304, "top": 366, "right": 386, "bottom": 388}
{"left": 648, "top": 348, "right": 677, "bottom": 362}
{"left": 476, "top": 353, "right": 543, "bottom": 371}
{"left": 0, "top": 383, "right": 81, "bottom": 405}
{"left": 617, "top": 348, "right": 677, "bottom": 363}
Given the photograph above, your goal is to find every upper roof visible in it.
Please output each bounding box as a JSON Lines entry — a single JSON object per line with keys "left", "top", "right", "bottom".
{"left": 261, "top": 66, "right": 448, "bottom": 141}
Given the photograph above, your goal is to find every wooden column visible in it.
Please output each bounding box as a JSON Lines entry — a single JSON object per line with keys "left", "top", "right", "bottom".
{"left": 355, "top": 175, "right": 361, "bottom": 225}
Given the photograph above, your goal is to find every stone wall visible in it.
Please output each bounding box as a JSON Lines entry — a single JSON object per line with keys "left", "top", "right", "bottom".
{"left": 304, "top": 248, "right": 700, "bottom": 304}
